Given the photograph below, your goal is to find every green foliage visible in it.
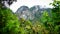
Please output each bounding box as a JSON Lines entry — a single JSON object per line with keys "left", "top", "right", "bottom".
{"left": 18, "top": 18, "right": 49, "bottom": 34}
{"left": 0, "top": 0, "right": 60, "bottom": 34}
{"left": 41, "top": 11, "right": 52, "bottom": 23}
{"left": 50, "top": 0, "right": 60, "bottom": 34}
{"left": 19, "top": 18, "right": 32, "bottom": 34}
{"left": 51, "top": 0, "right": 60, "bottom": 23}
{"left": 0, "top": 7, "right": 20, "bottom": 34}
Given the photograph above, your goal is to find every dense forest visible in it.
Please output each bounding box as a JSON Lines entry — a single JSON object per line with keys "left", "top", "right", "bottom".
{"left": 0, "top": 0, "right": 60, "bottom": 34}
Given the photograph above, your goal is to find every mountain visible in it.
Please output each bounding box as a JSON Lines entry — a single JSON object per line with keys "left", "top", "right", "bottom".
{"left": 15, "top": 5, "right": 51, "bottom": 21}
{"left": 30, "top": 5, "right": 51, "bottom": 21}
{"left": 15, "top": 6, "right": 34, "bottom": 20}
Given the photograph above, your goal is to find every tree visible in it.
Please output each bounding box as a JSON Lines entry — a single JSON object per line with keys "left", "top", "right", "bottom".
{"left": 0, "top": 0, "right": 17, "bottom": 8}
{"left": 40, "top": 10, "right": 54, "bottom": 34}
{"left": 40, "top": 11, "right": 51, "bottom": 23}
{"left": 51, "top": 0, "right": 60, "bottom": 34}
{"left": 19, "top": 18, "right": 32, "bottom": 34}
{"left": 51, "top": 0, "right": 60, "bottom": 24}
{"left": 0, "top": 6, "right": 20, "bottom": 34}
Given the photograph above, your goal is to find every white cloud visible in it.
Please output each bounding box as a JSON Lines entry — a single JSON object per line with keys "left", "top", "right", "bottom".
{"left": 10, "top": 0, "right": 53, "bottom": 13}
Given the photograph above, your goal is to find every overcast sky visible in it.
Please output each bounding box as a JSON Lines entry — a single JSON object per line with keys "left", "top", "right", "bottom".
{"left": 10, "top": 0, "right": 53, "bottom": 13}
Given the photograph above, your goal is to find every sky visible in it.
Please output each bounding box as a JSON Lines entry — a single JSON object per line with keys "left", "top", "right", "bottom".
{"left": 10, "top": 0, "right": 53, "bottom": 13}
